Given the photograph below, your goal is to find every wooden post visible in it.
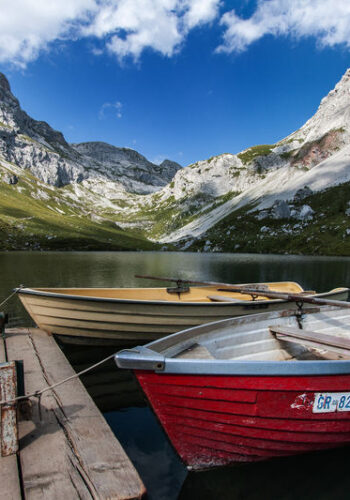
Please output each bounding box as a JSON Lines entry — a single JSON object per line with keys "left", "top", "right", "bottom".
{"left": 0, "top": 311, "right": 18, "bottom": 457}
{"left": 0, "top": 361, "right": 18, "bottom": 456}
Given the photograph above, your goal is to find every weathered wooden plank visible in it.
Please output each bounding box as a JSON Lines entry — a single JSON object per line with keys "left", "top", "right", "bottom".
{"left": 0, "top": 454, "right": 22, "bottom": 500}
{"left": 4, "top": 327, "right": 145, "bottom": 500}
{"left": 28, "top": 328, "right": 145, "bottom": 500}
{"left": 271, "top": 325, "right": 350, "bottom": 357}
{"left": 271, "top": 325, "right": 350, "bottom": 349}
{"left": 0, "top": 361, "right": 18, "bottom": 456}
{"left": 0, "top": 312, "right": 18, "bottom": 458}
{"left": 5, "top": 328, "right": 94, "bottom": 499}
{"left": 0, "top": 334, "right": 21, "bottom": 500}
{"left": 275, "top": 335, "right": 350, "bottom": 358}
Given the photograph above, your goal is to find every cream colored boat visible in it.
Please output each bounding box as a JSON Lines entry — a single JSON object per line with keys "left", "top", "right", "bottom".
{"left": 16, "top": 283, "right": 349, "bottom": 346}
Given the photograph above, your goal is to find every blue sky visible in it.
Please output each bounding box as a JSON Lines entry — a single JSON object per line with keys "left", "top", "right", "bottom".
{"left": 1, "top": 0, "right": 350, "bottom": 167}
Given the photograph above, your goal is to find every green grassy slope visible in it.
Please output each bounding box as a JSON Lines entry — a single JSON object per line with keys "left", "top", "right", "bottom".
{"left": 2, "top": 158, "right": 350, "bottom": 256}
{"left": 0, "top": 166, "right": 158, "bottom": 251}
{"left": 188, "top": 182, "right": 350, "bottom": 256}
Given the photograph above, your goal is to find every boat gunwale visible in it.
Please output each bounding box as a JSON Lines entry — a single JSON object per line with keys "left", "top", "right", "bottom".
{"left": 14, "top": 286, "right": 350, "bottom": 307}
{"left": 115, "top": 346, "right": 350, "bottom": 376}
{"left": 115, "top": 305, "right": 350, "bottom": 376}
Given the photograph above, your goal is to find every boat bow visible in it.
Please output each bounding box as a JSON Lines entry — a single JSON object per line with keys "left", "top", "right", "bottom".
{"left": 116, "top": 347, "right": 165, "bottom": 371}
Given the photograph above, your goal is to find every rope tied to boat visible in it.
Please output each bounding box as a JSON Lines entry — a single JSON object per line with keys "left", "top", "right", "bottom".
{"left": 0, "top": 352, "right": 116, "bottom": 407}
{"left": 0, "top": 287, "right": 22, "bottom": 310}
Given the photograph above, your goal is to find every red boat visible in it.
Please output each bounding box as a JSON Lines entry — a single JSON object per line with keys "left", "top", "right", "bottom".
{"left": 115, "top": 306, "right": 350, "bottom": 470}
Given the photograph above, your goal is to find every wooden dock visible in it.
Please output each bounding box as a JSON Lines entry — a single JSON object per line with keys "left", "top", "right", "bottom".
{"left": 0, "top": 327, "right": 146, "bottom": 500}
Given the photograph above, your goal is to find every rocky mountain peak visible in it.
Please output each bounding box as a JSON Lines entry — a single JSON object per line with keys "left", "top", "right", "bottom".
{"left": 153, "top": 68, "right": 350, "bottom": 244}
{"left": 0, "top": 72, "right": 21, "bottom": 128}
{"left": 159, "top": 159, "right": 182, "bottom": 178}
{"left": 0, "top": 74, "right": 88, "bottom": 186}
{"left": 72, "top": 141, "right": 181, "bottom": 193}
{"left": 0, "top": 73, "right": 11, "bottom": 93}
{"left": 0, "top": 72, "right": 181, "bottom": 191}
{"left": 0, "top": 71, "right": 69, "bottom": 150}
{"left": 73, "top": 141, "right": 151, "bottom": 166}
{"left": 292, "top": 67, "right": 350, "bottom": 144}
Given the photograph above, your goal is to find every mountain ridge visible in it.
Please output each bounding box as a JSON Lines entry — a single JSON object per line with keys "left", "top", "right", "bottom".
{"left": 1, "top": 69, "right": 350, "bottom": 254}
{"left": 0, "top": 73, "right": 181, "bottom": 193}
{"left": 152, "top": 70, "right": 350, "bottom": 244}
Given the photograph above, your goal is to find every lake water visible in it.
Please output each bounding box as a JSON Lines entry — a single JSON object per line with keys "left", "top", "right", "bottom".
{"left": 2, "top": 251, "right": 350, "bottom": 499}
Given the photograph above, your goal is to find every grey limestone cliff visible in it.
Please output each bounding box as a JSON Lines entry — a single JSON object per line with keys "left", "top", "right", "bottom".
{"left": 0, "top": 73, "right": 87, "bottom": 186}
{"left": 0, "top": 73, "right": 181, "bottom": 192}
{"left": 72, "top": 141, "right": 181, "bottom": 192}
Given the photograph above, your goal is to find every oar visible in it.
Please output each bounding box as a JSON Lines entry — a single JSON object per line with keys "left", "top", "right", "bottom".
{"left": 135, "top": 274, "right": 350, "bottom": 309}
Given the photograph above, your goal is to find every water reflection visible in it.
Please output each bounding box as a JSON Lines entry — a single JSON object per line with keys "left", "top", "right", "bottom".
{"left": 180, "top": 446, "right": 350, "bottom": 500}
{"left": 105, "top": 407, "right": 187, "bottom": 500}
{"left": 2, "top": 251, "right": 350, "bottom": 328}
{"left": 58, "top": 343, "right": 145, "bottom": 412}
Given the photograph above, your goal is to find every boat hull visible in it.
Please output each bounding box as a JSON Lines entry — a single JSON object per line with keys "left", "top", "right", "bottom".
{"left": 136, "top": 371, "right": 350, "bottom": 469}
{"left": 17, "top": 287, "right": 349, "bottom": 346}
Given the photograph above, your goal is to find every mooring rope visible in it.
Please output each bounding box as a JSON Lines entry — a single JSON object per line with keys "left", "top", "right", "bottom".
{"left": 0, "top": 289, "right": 18, "bottom": 310}
{"left": 0, "top": 352, "right": 117, "bottom": 406}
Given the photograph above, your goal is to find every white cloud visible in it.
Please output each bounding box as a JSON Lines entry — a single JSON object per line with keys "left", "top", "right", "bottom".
{"left": 0, "top": 0, "right": 221, "bottom": 66}
{"left": 4, "top": 0, "right": 350, "bottom": 67}
{"left": 99, "top": 101, "right": 123, "bottom": 119}
{"left": 0, "top": 0, "right": 97, "bottom": 67}
{"left": 217, "top": 0, "right": 350, "bottom": 54}
{"left": 100, "top": 0, "right": 183, "bottom": 60}
{"left": 183, "top": 0, "right": 221, "bottom": 30}
{"left": 86, "top": 0, "right": 221, "bottom": 61}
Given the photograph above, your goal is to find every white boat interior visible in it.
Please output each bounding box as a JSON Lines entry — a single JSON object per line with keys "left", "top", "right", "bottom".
{"left": 148, "top": 307, "right": 350, "bottom": 362}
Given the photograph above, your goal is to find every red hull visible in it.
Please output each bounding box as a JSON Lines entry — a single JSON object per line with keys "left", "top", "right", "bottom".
{"left": 135, "top": 371, "right": 350, "bottom": 469}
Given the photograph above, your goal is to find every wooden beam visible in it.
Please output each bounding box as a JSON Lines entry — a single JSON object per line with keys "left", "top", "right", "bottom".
{"left": 0, "top": 361, "right": 18, "bottom": 456}
{"left": 0, "top": 333, "right": 21, "bottom": 500}
{"left": 270, "top": 325, "right": 350, "bottom": 357}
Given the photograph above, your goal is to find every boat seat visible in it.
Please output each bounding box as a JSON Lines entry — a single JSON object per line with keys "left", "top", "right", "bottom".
{"left": 207, "top": 295, "right": 269, "bottom": 303}
{"left": 175, "top": 343, "right": 215, "bottom": 359}
{"left": 207, "top": 295, "right": 243, "bottom": 302}
{"left": 270, "top": 325, "right": 350, "bottom": 358}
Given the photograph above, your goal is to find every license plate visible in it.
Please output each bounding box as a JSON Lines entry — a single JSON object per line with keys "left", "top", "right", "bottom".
{"left": 313, "top": 392, "right": 350, "bottom": 413}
